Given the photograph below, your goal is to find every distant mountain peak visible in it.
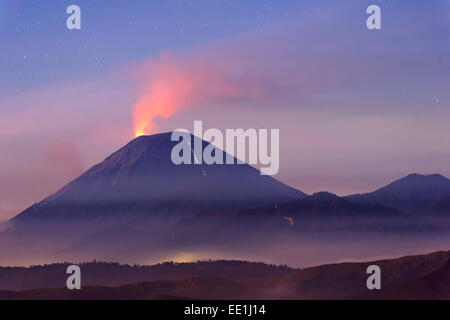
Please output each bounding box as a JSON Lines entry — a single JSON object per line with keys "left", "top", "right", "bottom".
{"left": 402, "top": 173, "right": 448, "bottom": 181}
{"left": 385, "top": 173, "right": 450, "bottom": 191}
{"left": 346, "top": 173, "right": 450, "bottom": 215}
{"left": 310, "top": 192, "right": 341, "bottom": 200}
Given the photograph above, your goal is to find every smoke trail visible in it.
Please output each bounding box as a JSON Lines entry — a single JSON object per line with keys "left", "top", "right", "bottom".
{"left": 132, "top": 52, "right": 262, "bottom": 136}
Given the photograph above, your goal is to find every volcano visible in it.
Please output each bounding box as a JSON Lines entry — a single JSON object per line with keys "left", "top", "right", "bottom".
{"left": 13, "top": 132, "right": 305, "bottom": 225}
{"left": 0, "top": 132, "right": 307, "bottom": 265}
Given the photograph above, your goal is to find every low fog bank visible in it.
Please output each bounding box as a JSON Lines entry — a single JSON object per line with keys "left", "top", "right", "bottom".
{"left": 1, "top": 216, "right": 449, "bottom": 268}
{"left": 143, "top": 232, "right": 450, "bottom": 269}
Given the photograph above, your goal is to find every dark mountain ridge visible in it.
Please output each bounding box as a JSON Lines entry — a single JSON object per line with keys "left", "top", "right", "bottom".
{"left": 358, "top": 259, "right": 450, "bottom": 300}
{"left": 228, "top": 191, "right": 419, "bottom": 233}
{"left": 346, "top": 173, "right": 450, "bottom": 216}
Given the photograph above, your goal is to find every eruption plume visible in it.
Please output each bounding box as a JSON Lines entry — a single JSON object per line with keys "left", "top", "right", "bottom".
{"left": 132, "top": 52, "right": 262, "bottom": 136}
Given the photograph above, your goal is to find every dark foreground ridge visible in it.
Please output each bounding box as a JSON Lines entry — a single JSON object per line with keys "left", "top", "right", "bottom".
{"left": 0, "top": 250, "right": 449, "bottom": 300}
